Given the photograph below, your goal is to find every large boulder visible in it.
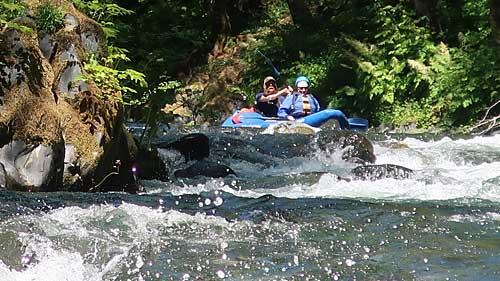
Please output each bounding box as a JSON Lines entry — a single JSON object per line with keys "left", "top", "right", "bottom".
{"left": 0, "top": 2, "right": 137, "bottom": 191}
{"left": 317, "top": 129, "right": 376, "bottom": 164}
{"left": 155, "top": 130, "right": 376, "bottom": 180}
{"left": 208, "top": 129, "right": 376, "bottom": 164}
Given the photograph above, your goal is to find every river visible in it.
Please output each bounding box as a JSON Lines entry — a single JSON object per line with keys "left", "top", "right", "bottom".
{"left": 0, "top": 131, "right": 499, "bottom": 280}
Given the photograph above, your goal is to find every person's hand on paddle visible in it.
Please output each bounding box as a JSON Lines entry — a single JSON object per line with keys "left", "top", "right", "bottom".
{"left": 287, "top": 115, "right": 295, "bottom": 121}
{"left": 279, "top": 85, "right": 293, "bottom": 96}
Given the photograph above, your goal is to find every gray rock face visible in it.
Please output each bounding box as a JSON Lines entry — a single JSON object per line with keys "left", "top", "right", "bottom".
{"left": 0, "top": 31, "right": 25, "bottom": 96}
{"left": 39, "top": 34, "right": 56, "bottom": 61}
{"left": 81, "top": 32, "right": 100, "bottom": 55}
{"left": 0, "top": 140, "right": 63, "bottom": 191}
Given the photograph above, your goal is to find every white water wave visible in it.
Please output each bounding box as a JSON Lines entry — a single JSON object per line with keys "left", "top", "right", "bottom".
{"left": 146, "top": 133, "right": 500, "bottom": 202}
{"left": 448, "top": 212, "right": 500, "bottom": 223}
{"left": 0, "top": 203, "right": 241, "bottom": 281}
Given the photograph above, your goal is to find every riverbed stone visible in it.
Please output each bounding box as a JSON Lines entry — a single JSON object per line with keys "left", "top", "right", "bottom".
{"left": 174, "top": 159, "right": 236, "bottom": 178}
{"left": 350, "top": 164, "right": 414, "bottom": 181}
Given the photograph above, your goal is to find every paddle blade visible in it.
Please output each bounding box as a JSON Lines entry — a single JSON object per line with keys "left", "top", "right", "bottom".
{"left": 348, "top": 118, "right": 369, "bottom": 131}
{"left": 231, "top": 114, "right": 241, "bottom": 124}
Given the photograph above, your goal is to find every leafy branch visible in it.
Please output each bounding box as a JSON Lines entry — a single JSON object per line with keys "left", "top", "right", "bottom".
{"left": 81, "top": 47, "right": 147, "bottom": 104}
{"left": 71, "top": 0, "right": 133, "bottom": 38}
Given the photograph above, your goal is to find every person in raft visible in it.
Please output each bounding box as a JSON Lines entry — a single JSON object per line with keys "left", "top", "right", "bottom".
{"left": 277, "top": 76, "right": 350, "bottom": 129}
{"left": 255, "top": 76, "right": 293, "bottom": 117}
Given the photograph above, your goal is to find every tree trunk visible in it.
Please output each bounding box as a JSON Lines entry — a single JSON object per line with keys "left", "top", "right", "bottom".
{"left": 206, "top": 0, "right": 232, "bottom": 56}
{"left": 384, "top": 0, "right": 400, "bottom": 6}
{"left": 414, "top": 0, "right": 442, "bottom": 34}
{"left": 448, "top": 0, "right": 464, "bottom": 7}
{"left": 491, "top": 0, "right": 500, "bottom": 43}
{"left": 286, "top": 0, "right": 314, "bottom": 26}
{"left": 432, "top": 0, "right": 464, "bottom": 46}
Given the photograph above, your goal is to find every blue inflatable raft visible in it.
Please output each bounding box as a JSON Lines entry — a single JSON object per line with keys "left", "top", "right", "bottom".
{"left": 222, "top": 110, "right": 368, "bottom": 131}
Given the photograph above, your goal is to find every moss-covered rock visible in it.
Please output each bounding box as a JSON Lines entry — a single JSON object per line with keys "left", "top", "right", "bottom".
{"left": 0, "top": 1, "right": 137, "bottom": 192}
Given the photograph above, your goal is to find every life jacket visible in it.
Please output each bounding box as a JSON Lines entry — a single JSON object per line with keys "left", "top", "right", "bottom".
{"left": 302, "top": 94, "right": 311, "bottom": 115}
{"left": 290, "top": 93, "right": 313, "bottom": 116}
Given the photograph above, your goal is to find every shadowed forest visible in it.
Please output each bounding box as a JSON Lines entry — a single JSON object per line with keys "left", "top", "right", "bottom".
{"left": 3, "top": 0, "right": 500, "bottom": 134}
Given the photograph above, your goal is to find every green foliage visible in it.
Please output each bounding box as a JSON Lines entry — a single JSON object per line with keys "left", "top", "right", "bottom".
{"left": 343, "top": 3, "right": 437, "bottom": 124}
{"left": 336, "top": 0, "right": 499, "bottom": 128}
{"left": 429, "top": 41, "right": 500, "bottom": 126}
{"left": 383, "top": 101, "right": 436, "bottom": 128}
{"left": 288, "top": 56, "right": 328, "bottom": 89}
{"left": 0, "top": 1, "right": 31, "bottom": 32}
{"left": 162, "top": 85, "right": 206, "bottom": 124}
{"left": 65, "top": 0, "right": 500, "bottom": 130}
{"left": 413, "top": 0, "right": 500, "bottom": 127}
{"left": 35, "top": 2, "right": 64, "bottom": 34}
{"left": 72, "top": 0, "right": 133, "bottom": 38}
{"left": 261, "top": 0, "right": 290, "bottom": 27}
{"left": 138, "top": 80, "right": 181, "bottom": 146}
{"left": 112, "top": 0, "right": 210, "bottom": 87}
{"left": 81, "top": 47, "right": 147, "bottom": 105}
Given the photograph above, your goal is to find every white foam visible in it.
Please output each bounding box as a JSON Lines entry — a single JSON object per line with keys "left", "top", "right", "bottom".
{"left": 0, "top": 252, "right": 96, "bottom": 281}
{"left": 151, "top": 134, "right": 500, "bottom": 202}
{"left": 0, "top": 203, "right": 240, "bottom": 281}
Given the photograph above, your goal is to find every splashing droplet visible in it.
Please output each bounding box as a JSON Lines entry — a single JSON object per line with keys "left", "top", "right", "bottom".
{"left": 216, "top": 269, "right": 226, "bottom": 278}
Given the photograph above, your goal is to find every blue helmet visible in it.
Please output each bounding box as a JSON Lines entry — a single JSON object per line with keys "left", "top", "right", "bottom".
{"left": 294, "top": 76, "right": 310, "bottom": 87}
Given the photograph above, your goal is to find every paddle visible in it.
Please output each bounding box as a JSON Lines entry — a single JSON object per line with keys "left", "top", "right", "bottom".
{"left": 256, "top": 49, "right": 280, "bottom": 78}
{"left": 347, "top": 117, "right": 369, "bottom": 130}
{"left": 240, "top": 115, "right": 280, "bottom": 121}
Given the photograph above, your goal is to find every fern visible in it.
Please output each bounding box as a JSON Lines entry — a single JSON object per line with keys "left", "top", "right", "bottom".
{"left": 35, "top": 2, "right": 64, "bottom": 34}
{"left": 81, "top": 47, "right": 147, "bottom": 105}
{"left": 71, "top": 0, "right": 133, "bottom": 38}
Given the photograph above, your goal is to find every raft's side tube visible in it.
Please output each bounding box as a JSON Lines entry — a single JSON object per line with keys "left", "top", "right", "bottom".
{"left": 301, "top": 109, "right": 350, "bottom": 129}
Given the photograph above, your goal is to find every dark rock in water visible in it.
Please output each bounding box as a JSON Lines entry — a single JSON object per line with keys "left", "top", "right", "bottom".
{"left": 238, "top": 172, "right": 328, "bottom": 190}
{"left": 350, "top": 164, "right": 414, "bottom": 181}
{"left": 317, "top": 130, "right": 376, "bottom": 164}
{"left": 210, "top": 130, "right": 375, "bottom": 164}
{"left": 174, "top": 160, "right": 236, "bottom": 178}
{"left": 135, "top": 142, "right": 168, "bottom": 181}
{"left": 158, "top": 133, "right": 209, "bottom": 162}
{"left": 150, "top": 130, "right": 375, "bottom": 182}
{"left": 155, "top": 133, "right": 237, "bottom": 180}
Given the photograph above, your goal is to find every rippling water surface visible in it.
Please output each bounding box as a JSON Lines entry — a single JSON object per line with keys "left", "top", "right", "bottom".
{"left": 1, "top": 132, "right": 499, "bottom": 280}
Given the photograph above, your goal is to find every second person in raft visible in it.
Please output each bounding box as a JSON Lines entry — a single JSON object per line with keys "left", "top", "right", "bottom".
{"left": 255, "top": 76, "right": 293, "bottom": 117}
{"left": 277, "top": 76, "right": 350, "bottom": 129}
